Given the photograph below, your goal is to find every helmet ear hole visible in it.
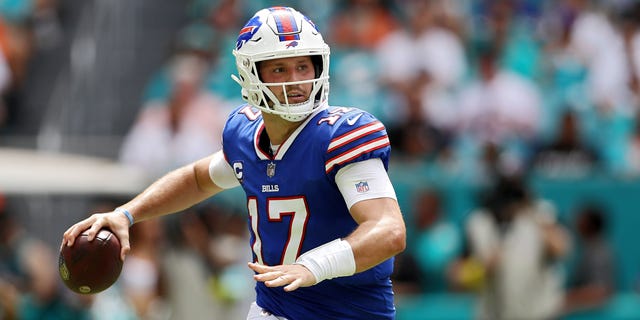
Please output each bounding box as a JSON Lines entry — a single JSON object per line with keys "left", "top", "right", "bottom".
{"left": 255, "top": 61, "right": 264, "bottom": 82}
{"left": 311, "top": 55, "right": 323, "bottom": 78}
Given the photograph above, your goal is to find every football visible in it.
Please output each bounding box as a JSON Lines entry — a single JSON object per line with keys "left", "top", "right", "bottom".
{"left": 59, "top": 228, "right": 123, "bottom": 294}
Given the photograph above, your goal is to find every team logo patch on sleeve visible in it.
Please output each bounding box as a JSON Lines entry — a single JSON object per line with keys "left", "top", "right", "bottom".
{"left": 355, "top": 181, "right": 370, "bottom": 193}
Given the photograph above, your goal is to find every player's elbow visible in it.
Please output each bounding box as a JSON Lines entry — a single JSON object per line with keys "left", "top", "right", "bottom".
{"left": 386, "top": 223, "right": 406, "bottom": 256}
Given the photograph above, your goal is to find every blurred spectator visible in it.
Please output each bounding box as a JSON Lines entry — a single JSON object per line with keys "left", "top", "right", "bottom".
{"left": 0, "top": 20, "right": 13, "bottom": 130}
{"left": 375, "top": 0, "right": 466, "bottom": 134}
{"left": 119, "top": 219, "right": 169, "bottom": 320}
{"left": 327, "top": 0, "right": 399, "bottom": 50}
{"left": 200, "top": 0, "right": 247, "bottom": 103}
{"left": 565, "top": 0, "right": 633, "bottom": 115}
{"left": 471, "top": 0, "right": 543, "bottom": 80}
{"left": 386, "top": 74, "right": 451, "bottom": 163}
{"left": 463, "top": 141, "right": 523, "bottom": 186}
{"left": 163, "top": 204, "right": 253, "bottom": 320}
{"left": 0, "top": 0, "right": 61, "bottom": 131}
{"left": 462, "top": 174, "right": 569, "bottom": 320}
{"left": 457, "top": 41, "right": 542, "bottom": 148}
{"left": 562, "top": 204, "right": 616, "bottom": 315}
{"left": 409, "top": 189, "right": 462, "bottom": 292}
{"left": 0, "top": 195, "right": 90, "bottom": 319}
{"left": 205, "top": 209, "right": 254, "bottom": 318}
{"left": 162, "top": 209, "right": 221, "bottom": 320}
{"left": 119, "top": 51, "right": 229, "bottom": 179}
{"left": 391, "top": 188, "right": 461, "bottom": 296}
{"left": 529, "top": 109, "right": 600, "bottom": 177}
{"left": 325, "top": 0, "right": 395, "bottom": 117}
{"left": 538, "top": 0, "right": 589, "bottom": 134}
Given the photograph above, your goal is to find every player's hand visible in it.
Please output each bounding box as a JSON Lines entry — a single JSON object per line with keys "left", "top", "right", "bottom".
{"left": 248, "top": 262, "right": 316, "bottom": 292}
{"left": 61, "top": 211, "right": 131, "bottom": 261}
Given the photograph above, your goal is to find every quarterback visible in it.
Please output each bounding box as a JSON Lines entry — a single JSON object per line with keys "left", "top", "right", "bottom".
{"left": 62, "top": 6, "right": 406, "bottom": 319}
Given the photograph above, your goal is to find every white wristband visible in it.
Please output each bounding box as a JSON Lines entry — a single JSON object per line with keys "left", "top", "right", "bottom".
{"left": 295, "top": 239, "right": 356, "bottom": 284}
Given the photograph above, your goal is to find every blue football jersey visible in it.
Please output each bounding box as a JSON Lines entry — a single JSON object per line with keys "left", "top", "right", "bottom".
{"left": 221, "top": 104, "right": 396, "bottom": 319}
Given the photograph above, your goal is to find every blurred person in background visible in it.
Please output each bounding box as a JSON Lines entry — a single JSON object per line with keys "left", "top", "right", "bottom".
{"left": 0, "top": 194, "right": 90, "bottom": 319}
{"left": 564, "top": 0, "right": 636, "bottom": 117}
{"left": 63, "top": 6, "right": 406, "bottom": 320}
{"left": 385, "top": 75, "right": 451, "bottom": 164}
{"left": 0, "top": 0, "right": 61, "bottom": 132}
{"left": 462, "top": 174, "right": 570, "bottom": 320}
{"left": 118, "top": 219, "right": 169, "bottom": 320}
{"left": 205, "top": 207, "right": 255, "bottom": 318}
{"left": 327, "top": 0, "right": 398, "bottom": 50}
{"left": 471, "top": 0, "right": 543, "bottom": 80}
{"left": 391, "top": 188, "right": 462, "bottom": 296}
{"left": 162, "top": 207, "right": 223, "bottom": 320}
{"left": 0, "top": 20, "right": 13, "bottom": 131}
{"left": 457, "top": 40, "right": 542, "bottom": 149}
{"left": 375, "top": 0, "right": 462, "bottom": 165}
{"left": 529, "top": 109, "right": 601, "bottom": 178}
{"left": 320, "top": 0, "right": 396, "bottom": 118}
{"left": 162, "top": 204, "right": 254, "bottom": 320}
{"left": 119, "top": 24, "right": 231, "bottom": 180}
{"left": 375, "top": 0, "right": 466, "bottom": 132}
{"left": 536, "top": 0, "right": 636, "bottom": 175}
{"left": 408, "top": 188, "right": 462, "bottom": 292}
{"left": 562, "top": 204, "right": 615, "bottom": 316}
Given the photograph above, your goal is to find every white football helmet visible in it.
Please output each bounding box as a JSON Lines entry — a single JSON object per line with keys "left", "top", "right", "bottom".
{"left": 232, "top": 7, "right": 330, "bottom": 122}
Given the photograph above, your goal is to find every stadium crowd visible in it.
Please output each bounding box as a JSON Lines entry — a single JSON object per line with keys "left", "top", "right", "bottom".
{"left": 2, "top": 0, "right": 640, "bottom": 319}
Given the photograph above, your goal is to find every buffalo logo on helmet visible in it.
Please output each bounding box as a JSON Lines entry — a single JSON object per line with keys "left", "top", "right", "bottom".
{"left": 285, "top": 40, "right": 298, "bottom": 48}
{"left": 236, "top": 16, "right": 263, "bottom": 50}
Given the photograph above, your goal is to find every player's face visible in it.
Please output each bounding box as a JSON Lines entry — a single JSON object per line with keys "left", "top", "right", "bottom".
{"left": 258, "top": 56, "right": 315, "bottom": 105}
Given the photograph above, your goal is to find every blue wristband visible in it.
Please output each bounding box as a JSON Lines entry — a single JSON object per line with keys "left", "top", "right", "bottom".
{"left": 116, "top": 208, "right": 134, "bottom": 227}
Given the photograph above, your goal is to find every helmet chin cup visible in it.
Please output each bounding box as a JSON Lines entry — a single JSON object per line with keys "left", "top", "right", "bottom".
{"left": 232, "top": 7, "right": 330, "bottom": 122}
{"left": 278, "top": 100, "right": 314, "bottom": 122}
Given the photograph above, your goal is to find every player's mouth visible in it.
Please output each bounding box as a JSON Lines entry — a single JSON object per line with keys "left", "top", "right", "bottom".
{"left": 286, "top": 92, "right": 307, "bottom": 104}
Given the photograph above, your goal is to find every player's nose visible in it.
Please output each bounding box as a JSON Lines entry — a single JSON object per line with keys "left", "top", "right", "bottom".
{"left": 285, "top": 68, "right": 306, "bottom": 82}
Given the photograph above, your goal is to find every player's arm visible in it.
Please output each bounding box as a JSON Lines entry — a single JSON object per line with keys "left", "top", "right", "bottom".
{"left": 61, "top": 150, "right": 236, "bottom": 260}
{"left": 296, "top": 158, "right": 405, "bottom": 276}
{"left": 344, "top": 196, "right": 406, "bottom": 272}
{"left": 251, "top": 158, "right": 406, "bottom": 291}
{"left": 333, "top": 158, "right": 406, "bottom": 273}
{"left": 113, "top": 150, "right": 232, "bottom": 223}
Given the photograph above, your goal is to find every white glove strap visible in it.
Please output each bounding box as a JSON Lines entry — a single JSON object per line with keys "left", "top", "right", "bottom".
{"left": 295, "top": 239, "right": 356, "bottom": 284}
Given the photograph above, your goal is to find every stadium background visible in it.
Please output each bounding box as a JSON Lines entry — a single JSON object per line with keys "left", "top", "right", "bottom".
{"left": 1, "top": 0, "right": 640, "bottom": 319}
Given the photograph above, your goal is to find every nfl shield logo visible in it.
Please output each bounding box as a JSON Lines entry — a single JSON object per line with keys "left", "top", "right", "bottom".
{"left": 355, "top": 181, "right": 369, "bottom": 193}
{"left": 267, "top": 162, "right": 276, "bottom": 178}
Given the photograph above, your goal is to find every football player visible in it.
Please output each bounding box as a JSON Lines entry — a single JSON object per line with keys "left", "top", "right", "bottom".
{"left": 62, "top": 6, "right": 406, "bottom": 319}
